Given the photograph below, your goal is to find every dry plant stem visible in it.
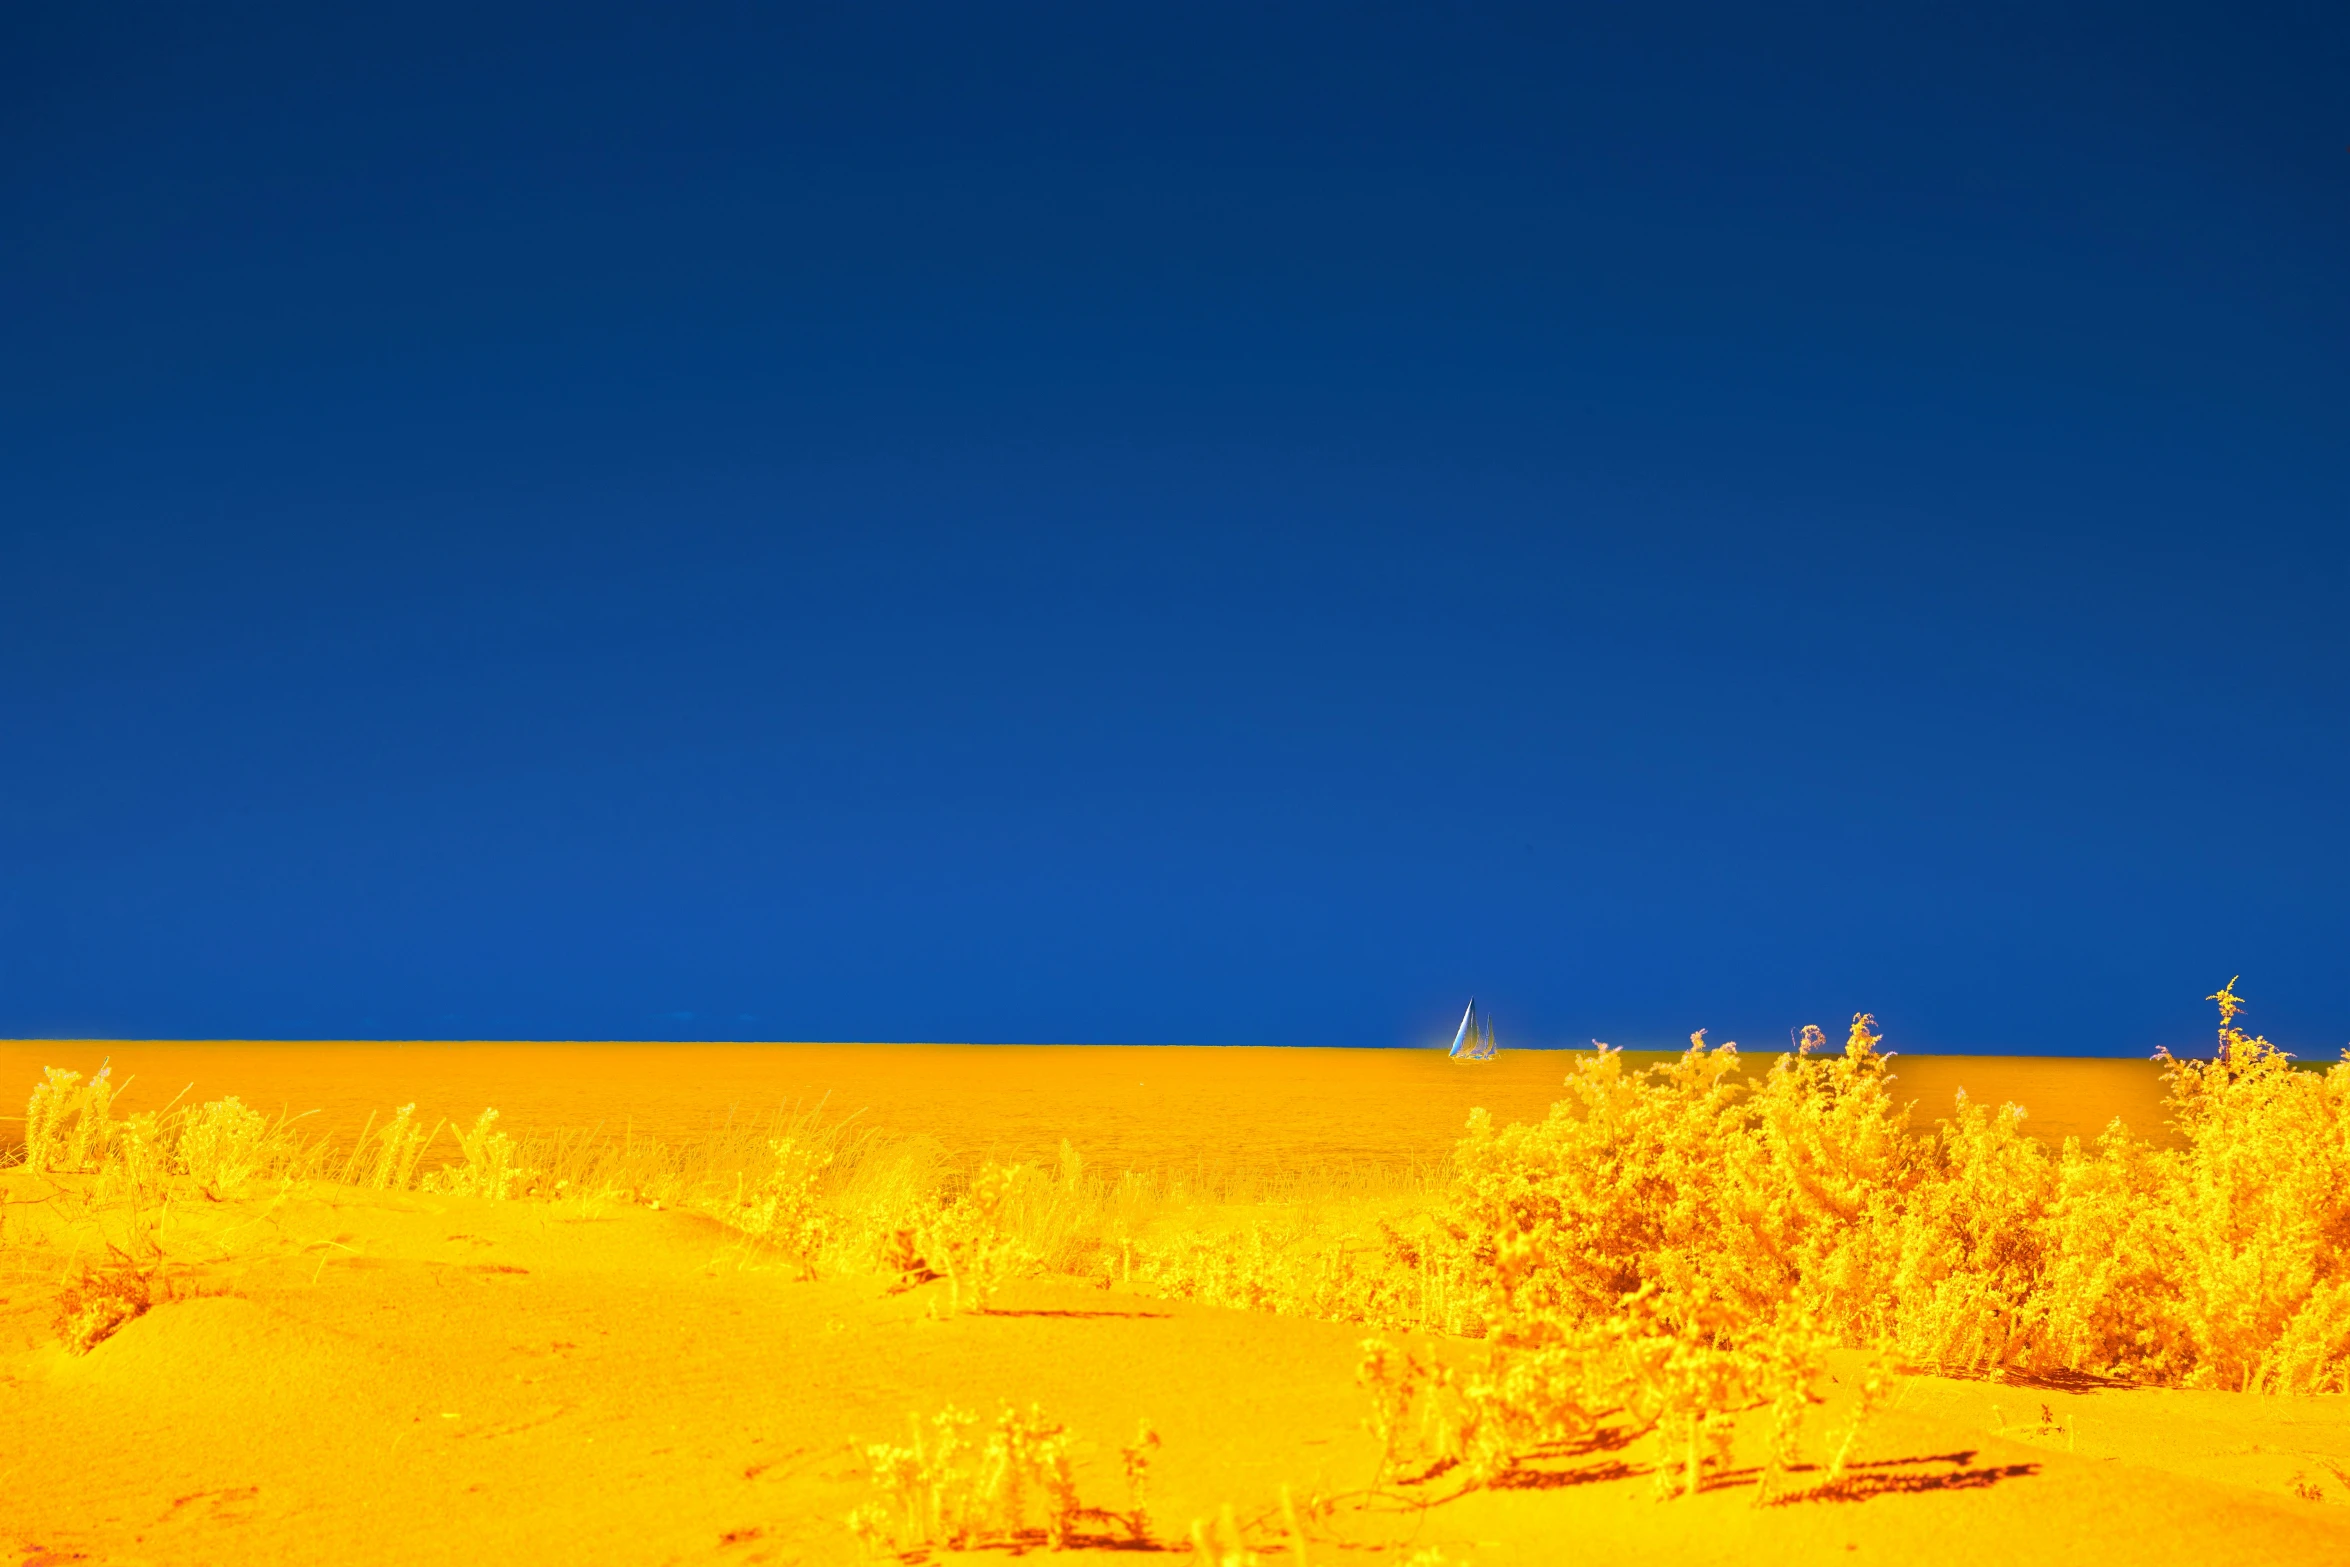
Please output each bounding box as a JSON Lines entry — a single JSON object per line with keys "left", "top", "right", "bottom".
{"left": 1279, "top": 1484, "right": 1311, "bottom": 1567}
{"left": 1191, "top": 1502, "right": 1257, "bottom": 1567}
{"left": 1120, "top": 1421, "right": 1162, "bottom": 1541}
{"left": 1823, "top": 1352, "right": 1896, "bottom": 1487}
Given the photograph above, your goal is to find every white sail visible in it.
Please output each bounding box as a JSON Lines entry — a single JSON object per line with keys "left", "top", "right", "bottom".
{"left": 1448, "top": 999, "right": 1497, "bottom": 1061}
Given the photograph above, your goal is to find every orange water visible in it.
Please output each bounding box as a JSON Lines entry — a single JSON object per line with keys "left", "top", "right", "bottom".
{"left": 0, "top": 1041, "right": 2179, "bottom": 1173}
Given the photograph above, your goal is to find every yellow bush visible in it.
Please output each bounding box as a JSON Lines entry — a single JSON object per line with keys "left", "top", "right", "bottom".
{"left": 176, "top": 1096, "right": 272, "bottom": 1195}
{"left": 2158, "top": 980, "right": 2350, "bottom": 1391}
{"left": 353, "top": 1103, "right": 437, "bottom": 1191}
{"left": 847, "top": 1403, "right": 1103, "bottom": 1554}
{"left": 726, "top": 1134, "right": 832, "bottom": 1278}
{"left": 920, "top": 1162, "right": 1036, "bottom": 1313}
{"left": 1889, "top": 1092, "right": 2056, "bottom": 1373}
{"left": 95, "top": 1110, "right": 171, "bottom": 1204}
{"left": 425, "top": 1108, "right": 527, "bottom": 1199}
{"left": 23, "top": 1064, "right": 117, "bottom": 1173}
{"left": 1403, "top": 985, "right": 2350, "bottom": 1496}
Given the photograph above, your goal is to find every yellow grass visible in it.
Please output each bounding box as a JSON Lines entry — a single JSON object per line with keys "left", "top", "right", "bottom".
{"left": 2, "top": 986, "right": 2347, "bottom": 1563}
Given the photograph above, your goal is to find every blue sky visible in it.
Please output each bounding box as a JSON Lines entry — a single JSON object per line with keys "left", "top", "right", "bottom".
{"left": 4, "top": 3, "right": 2345, "bottom": 1052}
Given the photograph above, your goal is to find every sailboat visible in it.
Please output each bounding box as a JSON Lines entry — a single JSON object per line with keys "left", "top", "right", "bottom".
{"left": 1448, "top": 998, "right": 1498, "bottom": 1061}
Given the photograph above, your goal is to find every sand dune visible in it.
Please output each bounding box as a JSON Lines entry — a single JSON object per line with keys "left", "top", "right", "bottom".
{"left": 5, "top": 1041, "right": 2345, "bottom": 1564}
{"left": 6, "top": 1177, "right": 2346, "bottom": 1566}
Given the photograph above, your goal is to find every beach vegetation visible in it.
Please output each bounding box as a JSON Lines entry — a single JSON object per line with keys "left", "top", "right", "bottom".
{"left": 7, "top": 979, "right": 2345, "bottom": 1512}
{"left": 845, "top": 1401, "right": 1141, "bottom": 1556}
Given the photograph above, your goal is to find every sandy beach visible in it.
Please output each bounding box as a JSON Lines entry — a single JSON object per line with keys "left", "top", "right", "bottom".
{"left": 6, "top": 1184, "right": 2348, "bottom": 1567}
{"left": 7, "top": 1041, "right": 2346, "bottom": 1564}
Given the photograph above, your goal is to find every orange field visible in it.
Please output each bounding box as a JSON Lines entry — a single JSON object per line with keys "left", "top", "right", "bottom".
{"left": 4, "top": 1026, "right": 2345, "bottom": 1565}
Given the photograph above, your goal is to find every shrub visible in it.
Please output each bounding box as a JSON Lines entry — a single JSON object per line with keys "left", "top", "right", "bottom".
{"left": 177, "top": 1097, "right": 272, "bottom": 1196}
{"left": 425, "top": 1108, "right": 528, "bottom": 1200}
{"left": 54, "top": 1250, "right": 163, "bottom": 1354}
{"left": 847, "top": 1403, "right": 1100, "bottom": 1555}
{"left": 352, "top": 1103, "right": 437, "bottom": 1192}
{"left": 1403, "top": 1022, "right": 1889, "bottom": 1494}
{"left": 1385, "top": 985, "right": 2350, "bottom": 1498}
{"left": 95, "top": 1111, "right": 172, "bottom": 1205}
{"left": 23, "top": 1064, "right": 116, "bottom": 1173}
{"left": 726, "top": 1134, "right": 833, "bottom": 1278}
{"left": 921, "top": 1162, "right": 1036, "bottom": 1313}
